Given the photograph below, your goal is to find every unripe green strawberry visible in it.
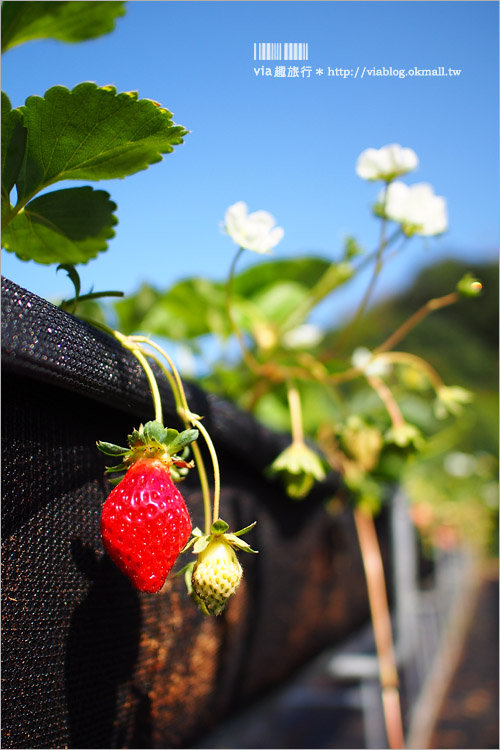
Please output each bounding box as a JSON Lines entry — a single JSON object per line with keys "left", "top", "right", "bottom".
{"left": 101, "top": 457, "right": 192, "bottom": 593}
{"left": 192, "top": 536, "right": 243, "bottom": 615}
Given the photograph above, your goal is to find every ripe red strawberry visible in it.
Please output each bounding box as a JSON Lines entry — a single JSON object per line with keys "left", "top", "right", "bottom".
{"left": 101, "top": 457, "right": 192, "bottom": 593}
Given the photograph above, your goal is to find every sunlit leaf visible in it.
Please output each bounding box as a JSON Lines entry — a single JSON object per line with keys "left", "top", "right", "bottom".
{"left": 115, "top": 278, "right": 230, "bottom": 340}
{"left": 2, "top": 1, "right": 126, "bottom": 53}
{"left": 15, "top": 83, "right": 188, "bottom": 201}
{"left": 1, "top": 91, "right": 26, "bottom": 201}
{"left": 251, "top": 280, "right": 309, "bottom": 325}
{"left": 233, "top": 256, "right": 331, "bottom": 297}
{"left": 2, "top": 186, "right": 117, "bottom": 263}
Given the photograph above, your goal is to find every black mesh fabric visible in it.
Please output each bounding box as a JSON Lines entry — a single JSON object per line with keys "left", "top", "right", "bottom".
{"left": 1, "top": 277, "right": 382, "bottom": 749}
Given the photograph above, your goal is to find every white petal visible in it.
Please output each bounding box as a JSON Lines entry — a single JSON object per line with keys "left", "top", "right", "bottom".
{"left": 357, "top": 144, "right": 418, "bottom": 180}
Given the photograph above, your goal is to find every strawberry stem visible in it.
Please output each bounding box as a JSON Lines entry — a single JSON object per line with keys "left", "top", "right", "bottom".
{"left": 333, "top": 190, "right": 391, "bottom": 355}
{"left": 77, "top": 316, "right": 165, "bottom": 421}
{"left": 226, "top": 247, "right": 264, "bottom": 375}
{"left": 372, "top": 351, "right": 445, "bottom": 393}
{"left": 114, "top": 332, "right": 163, "bottom": 423}
{"left": 130, "top": 337, "right": 221, "bottom": 535}
{"left": 189, "top": 416, "right": 221, "bottom": 526}
{"left": 366, "top": 374, "right": 405, "bottom": 430}
{"left": 286, "top": 380, "right": 305, "bottom": 446}
{"left": 77, "top": 317, "right": 220, "bottom": 538}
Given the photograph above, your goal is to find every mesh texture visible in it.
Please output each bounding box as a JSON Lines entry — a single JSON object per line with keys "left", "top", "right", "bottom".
{"left": 1, "top": 278, "right": 378, "bottom": 749}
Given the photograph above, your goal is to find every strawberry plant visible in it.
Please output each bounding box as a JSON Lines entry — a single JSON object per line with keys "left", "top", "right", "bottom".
{"left": 2, "top": 5, "right": 497, "bottom": 749}
{"left": 1, "top": 1, "right": 255, "bottom": 615}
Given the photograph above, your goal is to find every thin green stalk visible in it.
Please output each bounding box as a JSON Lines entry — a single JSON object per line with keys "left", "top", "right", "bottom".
{"left": 280, "top": 228, "right": 404, "bottom": 338}
{"left": 131, "top": 337, "right": 221, "bottom": 531}
{"left": 333, "top": 193, "right": 399, "bottom": 355}
{"left": 339, "top": 225, "right": 388, "bottom": 348}
{"left": 78, "top": 318, "right": 215, "bottom": 532}
{"left": 79, "top": 324, "right": 163, "bottom": 424}
{"left": 286, "top": 380, "right": 305, "bottom": 445}
{"left": 378, "top": 351, "right": 444, "bottom": 392}
{"left": 117, "top": 336, "right": 163, "bottom": 424}
{"left": 61, "top": 290, "right": 124, "bottom": 310}
{"left": 192, "top": 418, "right": 221, "bottom": 525}
{"left": 226, "top": 247, "right": 262, "bottom": 374}
{"left": 375, "top": 292, "right": 459, "bottom": 354}
{"left": 141, "top": 349, "right": 213, "bottom": 535}
{"left": 129, "top": 336, "right": 191, "bottom": 415}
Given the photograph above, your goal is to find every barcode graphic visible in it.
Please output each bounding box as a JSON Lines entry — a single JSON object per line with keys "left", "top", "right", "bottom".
{"left": 253, "top": 42, "right": 309, "bottom": 61}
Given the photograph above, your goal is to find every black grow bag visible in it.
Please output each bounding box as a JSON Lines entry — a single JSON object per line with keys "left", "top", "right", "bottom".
{"left": 1, "top": 277, "right": 388, "bottom": 749}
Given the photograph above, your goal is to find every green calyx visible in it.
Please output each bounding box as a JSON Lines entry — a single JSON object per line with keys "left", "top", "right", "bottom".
{"left": 269, "top": 441, "right": 327, "bottom": 500}
{"left": 96, "top": 420, "right": 199, "bottom": 481}
{"left": 182, "top": 519, "right": 258, "bottom": 556}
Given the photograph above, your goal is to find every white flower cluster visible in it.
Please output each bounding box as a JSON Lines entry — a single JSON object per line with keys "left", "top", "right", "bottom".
{"left": 357, "top": 143, "right": 447, "bottom": 237}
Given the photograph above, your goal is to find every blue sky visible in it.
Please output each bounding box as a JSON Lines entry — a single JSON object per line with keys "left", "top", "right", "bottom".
{"left": 2, "top": 1, "right": 498, "bottom": 320}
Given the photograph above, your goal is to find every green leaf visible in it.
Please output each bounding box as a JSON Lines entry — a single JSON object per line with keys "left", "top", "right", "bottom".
{"left": 104, "top": 462, "right": 128, "bottom": 474}
{"left": 193, "top": 537, "right": 210, "bottom": 554}
{"left": 2, "top": 186, "right": 117, "bottom": 264}
{"left": 112, "top": 283, "right": 162, "bottom": 335}
{"left": 251, "top": 280, "right": 309, "bottom": 326}
{"left": 233, "top": 257, "right": 331, "bottom": 297}
{"left": 15, "top": 83, "right": 188, "bottom": 202}
{"left": 106, "top": 475, "right": 124, "bottom": 487}
{"left": 224, "top": 534, "right": 258, "bottom": 553}
{"left": 179, "top": 539, "right": 197, "bottom": 555}
{"left": 116, "top": 277, "right": 229, "bottom": 340}
{"left": 128, "top": 427, "right": 147, "bottom": 447}
{"left": 231, "top": 522, "right": 257, "bottom": 537}
{"left": 211, "top": 520, "right": 229, "bottom": 534}
{"left": 1, "top": 91, "right": 27, "bottom": 201}
{"left": 2, "top": 1, "right": 126, "bottom": 53}
{"left": 114, "top": 257, "right": 334, "bottom": 344}
{"left": 167, "top": 429, "right": 199, "bottom": 454}
{"left": 143, "top": 421, "right": 169, "bottom": 444}
{"left": 96, "top": 441, "right": 129, "bottom": 456}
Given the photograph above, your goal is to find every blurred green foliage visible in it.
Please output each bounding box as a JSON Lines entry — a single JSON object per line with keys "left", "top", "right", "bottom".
{"left": 109, "top": 257, "right": 498, "bottom": 554}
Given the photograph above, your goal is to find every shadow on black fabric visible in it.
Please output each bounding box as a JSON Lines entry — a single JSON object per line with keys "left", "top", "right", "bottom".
{"left": 65, "top": 540, "right": 143, "bottom": 748}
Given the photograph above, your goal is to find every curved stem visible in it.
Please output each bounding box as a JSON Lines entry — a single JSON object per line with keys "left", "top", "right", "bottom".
{"left": 375, "top": 292, "right": 459, "bottom": 354}
{"left": 129, "top": 336, "right": 190, "bottom": 415}
{"left": 61, "top": 290, "right": 124, "bottom": 310}
{"left": 130, "top": 337, "right": 221, "bottom": 532}
{"left": 190, "top": 418, "right": 221, "bottom": 525}
{"left": 342, "top": 217, "right": 388, "bottom": 344}
{"left": 286, "top": 380, "right": 305, "bottom": 445}
{"left": 354, "top": 507, "right": 405, "bottom": 749}
{"left": 226, "top": 247, "right": 263, "bottom": 375}
{"left": 333, "top": 196, "right": 398, "bottom": 356}
{"left": 78, "top": 317, "right": 216, "bottom": 535}
{"left": 378, "top": 351, "right": 445, "bottom": 392}
{"left": 114, "top": 333, "right": 163, "bottom": 423}
{"left": 367, "top": 375, "right": 405, "bottom": 429}
{"left": 143, "top": 352, "right": 213, "bottom": 534}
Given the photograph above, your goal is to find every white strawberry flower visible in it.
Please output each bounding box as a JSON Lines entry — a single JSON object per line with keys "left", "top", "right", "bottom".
{"left": 224, "top": 201, "right": 284, "bottom": 254}
{"left": 380, "top": 181, "right": 448, "bottom": 236}
{"left": 356, "top": 144, "right": 418, "bottom": 182}
{"left": 282, "top": 324, "right": 324, "bottom": 350}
